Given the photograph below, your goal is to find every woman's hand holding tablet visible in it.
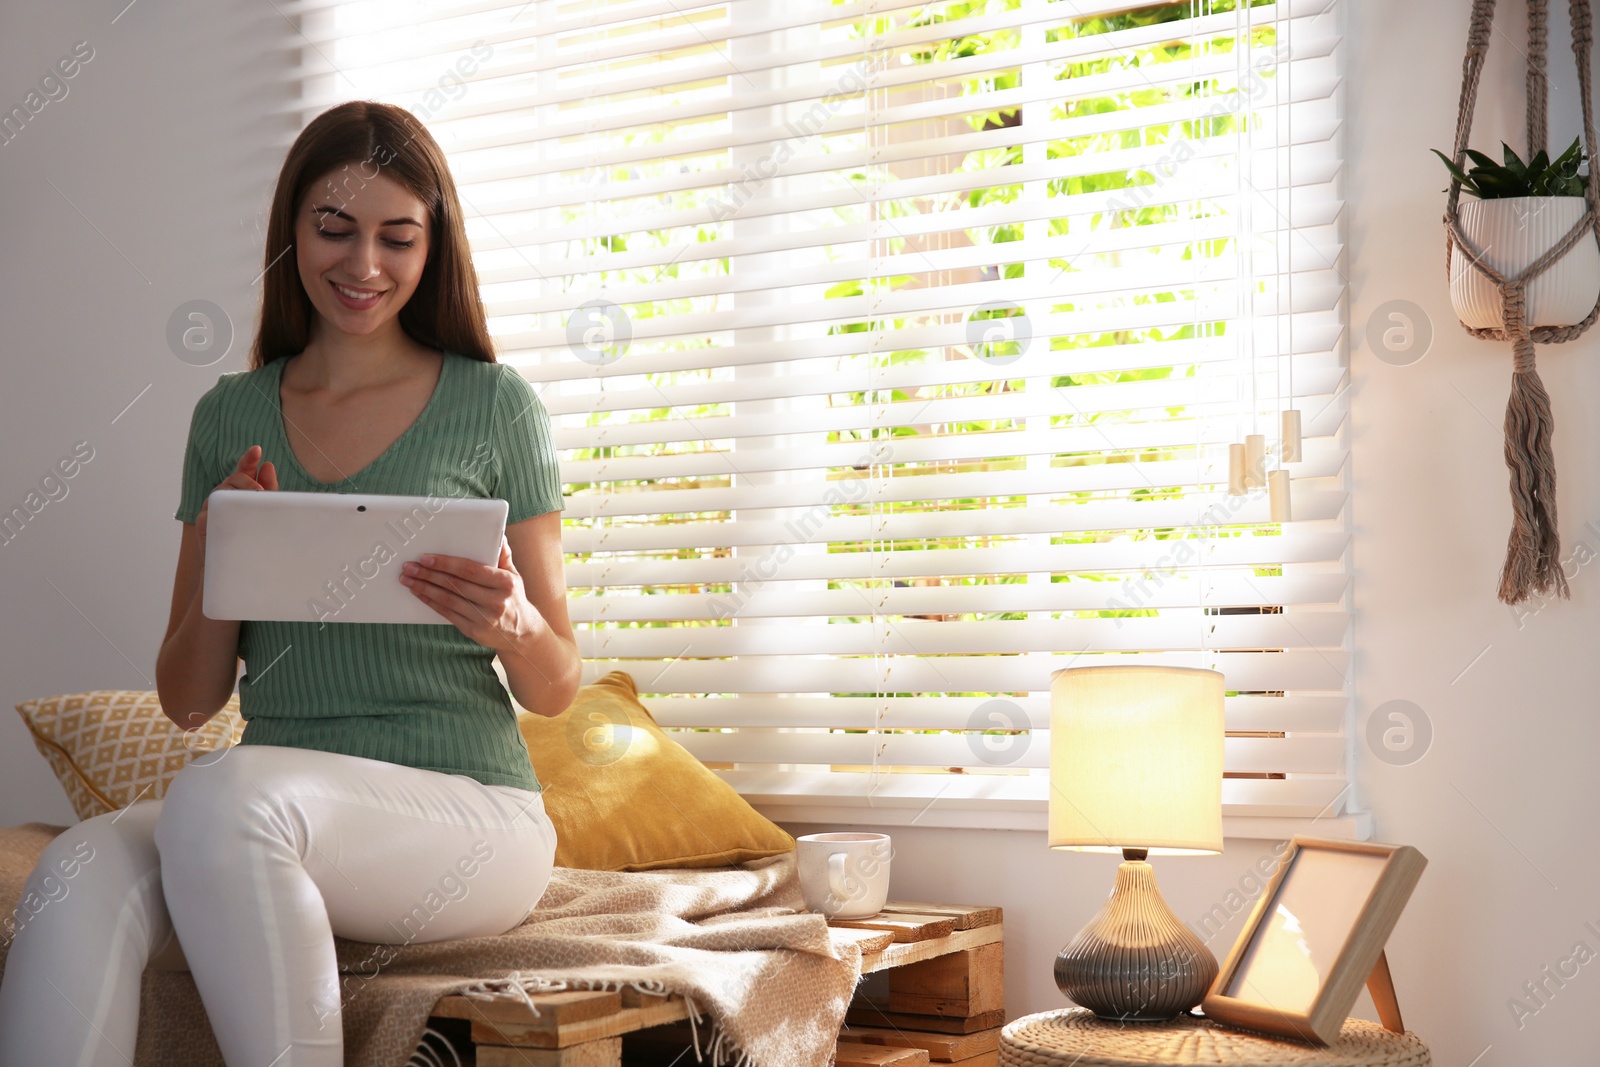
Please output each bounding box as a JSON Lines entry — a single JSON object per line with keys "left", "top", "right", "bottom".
{"left": 196, "top": 445, "right": 278, "bottom": 561}
{"left": 400, "top": 536, "right": 537, "bottom": 651}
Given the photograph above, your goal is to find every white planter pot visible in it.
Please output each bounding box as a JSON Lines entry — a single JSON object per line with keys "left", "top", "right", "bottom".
{"left": 1450, "top": 195, "right": 1600, "bottom": 329}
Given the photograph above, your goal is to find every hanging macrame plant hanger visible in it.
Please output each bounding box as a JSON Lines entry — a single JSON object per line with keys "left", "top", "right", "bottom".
{"left": 1444, "top": 0, "right": 1600, "bottom": 604}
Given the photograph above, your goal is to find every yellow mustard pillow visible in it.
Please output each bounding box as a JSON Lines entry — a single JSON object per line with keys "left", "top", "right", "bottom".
{"left": 14, "top": 690, "right": 245, "bottom": 821}
{"left": 521, "top": 671, "right": 795, "bottom": 872}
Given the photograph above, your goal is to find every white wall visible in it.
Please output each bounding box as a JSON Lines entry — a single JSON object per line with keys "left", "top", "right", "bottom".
{"left": 2, "top": 1, "right": 1596, "bottom": 1062}
{"left": 1340, "top": 0, "right": 1600, "bottom": 1061}
{"left": 0, "top": 1, "right": 289, "bottom": 819}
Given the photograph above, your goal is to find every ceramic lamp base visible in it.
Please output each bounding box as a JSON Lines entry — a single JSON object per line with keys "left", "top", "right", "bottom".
{"left": 1054, "top": 858, "right": 1219, "bottom": 1021}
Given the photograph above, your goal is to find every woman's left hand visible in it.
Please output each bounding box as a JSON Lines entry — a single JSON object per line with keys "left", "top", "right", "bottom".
{"left": 400, "top": 537, "right": 538, "bottom": 652}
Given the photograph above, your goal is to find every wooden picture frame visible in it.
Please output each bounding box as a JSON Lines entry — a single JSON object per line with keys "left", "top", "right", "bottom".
{"left": 1201, "top": 836, "right": 1427, "bottom": 1045}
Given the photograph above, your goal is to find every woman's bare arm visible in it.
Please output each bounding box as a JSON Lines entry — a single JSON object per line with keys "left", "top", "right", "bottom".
{"left": 155, "top": 445, "right": 277, "bottom": 729}
{"left": 497, "top": 510, "right": 581, "bottom": 717}
{"left": 155, "top": 521, "right": 242, "bottom": 728}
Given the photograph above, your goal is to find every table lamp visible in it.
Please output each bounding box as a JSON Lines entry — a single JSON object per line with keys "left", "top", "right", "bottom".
{"left": 1049, "top": 664, "right": 1225, "bottom": 1021}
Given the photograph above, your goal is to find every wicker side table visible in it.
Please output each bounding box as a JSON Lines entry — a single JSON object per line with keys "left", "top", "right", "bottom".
{"left": 1001, "top": 1009, "right": 1431, "bottom": 1067}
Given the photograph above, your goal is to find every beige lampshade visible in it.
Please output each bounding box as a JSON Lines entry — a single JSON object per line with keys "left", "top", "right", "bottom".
{"left": 1049, "top": 664, "right": 1224, "bottom": 855}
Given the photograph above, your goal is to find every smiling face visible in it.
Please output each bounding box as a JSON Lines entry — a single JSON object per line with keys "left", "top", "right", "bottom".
{"left": 294, "top": 168, "right": 431, "bottom": 340}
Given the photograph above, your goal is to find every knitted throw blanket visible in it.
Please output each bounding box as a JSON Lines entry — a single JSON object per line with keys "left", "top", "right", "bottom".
{"left": 0, "top": 822, "right": 860, "bottom": 1067}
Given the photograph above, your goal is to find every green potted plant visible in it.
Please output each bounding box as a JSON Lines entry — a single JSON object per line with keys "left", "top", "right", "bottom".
{"left": 1434, "top": 137, "right": 1600, "bottom": 330}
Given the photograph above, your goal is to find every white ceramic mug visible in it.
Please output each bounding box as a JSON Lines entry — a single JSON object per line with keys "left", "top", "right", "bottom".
{"left": 796, "top": 832, "right": 892, "bottom": 919}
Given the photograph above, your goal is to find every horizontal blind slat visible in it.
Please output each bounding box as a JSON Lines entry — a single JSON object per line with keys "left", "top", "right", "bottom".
{"left": 578, "top": 652, "right": 1348, "bottom": 695}
{"left": 558, "top": 406, "right": 1347, "bottom": 483}
{"left": 509, "top": 272, "right": 1346, "bottom": 347}
{"left": 566, "top": 448, "right": 1344, "bottom": 519}
{"left": 448, "top": 104, "right": 1337, "bottom": 189}
{"left": 462, "top": 157, "right": 1340, "bottom": 247}
{"left": 644, "top": 694, "right": 1347, "bottom": 733}
{"left": 508, "top": 241, "right": 1345, "bottom": 319}
{"left": 565, "top": 529, "right": 1350, "bottom": 586}
{"left": 549, "top": 373, "right": 1345, "bottom": 449}
{"left": 714, "top": 770, "right": 1349, "bottom": 820}
{"left": 570, "top": 575, "right": 1349, "bottom": 621}
{"left": 518, "top": 321, "right": 1345, "bottom": 383}
{"left": 476, "top": 192, "right": 1344, "bottom": 276}
{"left": 543, "top": 349, "right": 1347, "bottom": 418}
{"left": 560, "top": 490, "right": 1351, "bottom": 552}
{"left": 578, "top": 614, "right": 1349, "bottom": 658}
{"left": 670, "top": 731, "right": 1340, "bottom": 774}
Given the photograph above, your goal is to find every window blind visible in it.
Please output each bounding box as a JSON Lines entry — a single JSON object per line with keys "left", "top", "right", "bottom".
{"left": 295, "top": 0, "right": 1360, "bottom": 838}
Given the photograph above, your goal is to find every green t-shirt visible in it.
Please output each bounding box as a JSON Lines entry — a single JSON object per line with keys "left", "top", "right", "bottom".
{"left": 174, "top": 348, "right": 563, "bottom": 791}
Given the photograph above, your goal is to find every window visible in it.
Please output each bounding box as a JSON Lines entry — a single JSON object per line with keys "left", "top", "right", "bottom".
{"left": 301, "top": 0, "right": 1355, "bottom": 837}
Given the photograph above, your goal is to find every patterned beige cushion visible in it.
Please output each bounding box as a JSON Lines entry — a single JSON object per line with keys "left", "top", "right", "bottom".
{"left": 14, "top": 690, "right": 244, "bottom": 821}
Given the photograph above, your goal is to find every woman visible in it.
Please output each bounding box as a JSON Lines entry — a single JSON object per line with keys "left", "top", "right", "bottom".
{"left": 0, "top": 101, "right": 580, "bottom": 1067}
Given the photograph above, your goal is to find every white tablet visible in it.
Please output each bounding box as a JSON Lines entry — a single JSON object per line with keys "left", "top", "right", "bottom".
{"left": 202, "top": 489, "right": 508, "bottom": 625}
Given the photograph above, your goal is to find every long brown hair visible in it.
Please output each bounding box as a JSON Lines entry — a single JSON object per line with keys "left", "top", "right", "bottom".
{"left": 248, "top": 100, "right": 496, "bottom": 370}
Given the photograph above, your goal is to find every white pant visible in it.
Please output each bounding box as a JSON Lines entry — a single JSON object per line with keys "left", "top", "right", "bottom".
{"left": 0, "top": 743, "right": 557, "bottom": 1067}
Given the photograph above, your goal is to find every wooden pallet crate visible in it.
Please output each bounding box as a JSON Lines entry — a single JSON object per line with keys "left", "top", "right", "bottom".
{"left": 839, "top": 903, "right": 1004, "bottom": 1067}
{"left": 425, "top": 901, "right": 1003, "bottom": 1066}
